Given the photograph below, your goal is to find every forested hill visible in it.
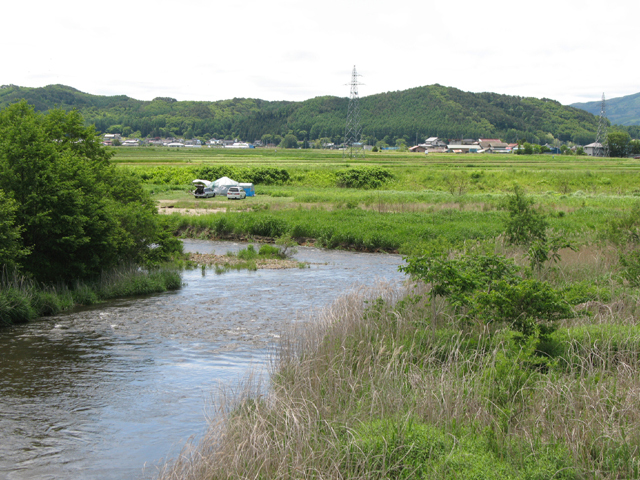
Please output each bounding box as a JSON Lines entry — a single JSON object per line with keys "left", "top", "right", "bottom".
{"left": 1, "top": 83, "right": 627, "bottom": 145}
{"left": 571, "top": 92, "right": 640, "bottom": 127}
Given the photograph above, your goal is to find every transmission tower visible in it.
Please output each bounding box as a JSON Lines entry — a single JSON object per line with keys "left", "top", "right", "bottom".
{"left": 343, "top": 65, "right": 365, "bottom": 159}
{"left": 594, "top": 93, "right": 609, "bottom": 157}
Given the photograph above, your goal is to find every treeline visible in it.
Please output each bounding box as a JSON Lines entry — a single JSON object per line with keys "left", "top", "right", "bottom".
{"left": 4, "top": 84, "right": 638, "bottom": 146}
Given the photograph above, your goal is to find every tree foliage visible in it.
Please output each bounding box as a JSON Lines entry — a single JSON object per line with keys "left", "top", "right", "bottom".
{"left": 503, "top": 186, "right": 548, "bottom": 245}
{"left": 607, "top": 130, "right": 631, "bottom": 157}
{"left": 0, "top": 101, "right": 178, "bottom": 283}
{"left": 400, "top": 249, "right": 571, "bottom": 337}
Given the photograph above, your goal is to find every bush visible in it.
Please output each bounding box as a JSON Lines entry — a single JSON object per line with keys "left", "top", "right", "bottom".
{"left": 503, "top": 186, "right": 548, "bottom": 245}
{"left": 258, "top": 244, "right": 280, "bottom": 257}
{"left": 336, "top": 167, "right": 394, "bottom": 189}
{"left": 237, "top": 244, "right": 258, "bottom": 260}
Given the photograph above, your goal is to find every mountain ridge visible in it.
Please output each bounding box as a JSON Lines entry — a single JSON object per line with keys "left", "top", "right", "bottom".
{"left": 2, "top": 83, "right": 636, "bottom": 145}
{"left": 571, "top": 92, "right": 640, "bottom": 126}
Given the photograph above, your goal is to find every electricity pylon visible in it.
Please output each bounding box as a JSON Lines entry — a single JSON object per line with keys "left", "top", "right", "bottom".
{"left": 593, "top": 93, "right": 609, "bottom": 157}
{"left": 343, "top": 65, "right": 365, "bottom": 159}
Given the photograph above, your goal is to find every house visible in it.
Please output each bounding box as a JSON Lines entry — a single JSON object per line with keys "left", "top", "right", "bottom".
{"left": 122, "top": 139, "right": 140, "bottom": 147}
{"left": 584, "top": 142, "right": 604, "bottom": 156}
{"left": 485, "top": 145, "right": 510, "bottom": 154}
{"left": 410, "top": 145, "right": 427, "bottom": 153}
{"left": 424, "top": 137, "right": 448, "bottom": 147}
{"left": 446, "top": 144, "right": 481, "bottom": 153}
{"left": 479, "top": 139, "right": 508, "bottom": 151}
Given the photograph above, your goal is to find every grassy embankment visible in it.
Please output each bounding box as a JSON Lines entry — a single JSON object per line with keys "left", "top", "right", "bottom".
{"left": 0, "top": 265, "right": 182, "bottom": 326}
{"left": 115, "top": 148, "right": 640, "bottom": 478}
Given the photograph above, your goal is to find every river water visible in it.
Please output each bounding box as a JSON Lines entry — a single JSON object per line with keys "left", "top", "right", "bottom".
{"left": 0, "top": 241, "right": 405, "bottom": 480}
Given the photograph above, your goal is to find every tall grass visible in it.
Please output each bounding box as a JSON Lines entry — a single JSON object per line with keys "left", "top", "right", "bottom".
{"left": 159, "top": 246, "right": 640, "bottom": 478}
{"left": 0, "top": 265, "right": 182, "bottom": 326}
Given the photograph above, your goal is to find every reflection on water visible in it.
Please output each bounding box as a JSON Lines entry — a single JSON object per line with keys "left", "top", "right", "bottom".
{"left": 0, "top": 241, "right": 404, "bottom": 480}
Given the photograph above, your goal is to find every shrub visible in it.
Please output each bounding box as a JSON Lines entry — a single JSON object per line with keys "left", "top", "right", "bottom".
{"left": 503, "top": 186, "right": 548, "bottom": 245}
{"left": 470, "top": 279, "right": 573, "bottom": 337}
{"left": 237, "top": 244, "right": 258, "bottom": 260}
{"left": 335, "top": 167, "right": 393, "bottom": 189}
{"left": 258, "top": 244, "right": 280, "bottom": 257}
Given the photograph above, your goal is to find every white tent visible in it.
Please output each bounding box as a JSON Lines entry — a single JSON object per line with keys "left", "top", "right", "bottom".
{"left": 192, "top": 179, "right": 213, "bottom": 187}
{"left": 212, "top": 176, "right": 239, "bottom": 195}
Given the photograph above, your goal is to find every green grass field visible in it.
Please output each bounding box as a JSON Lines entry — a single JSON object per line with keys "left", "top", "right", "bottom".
{"left": 113, "top": 147, "right": 640, "bottom": 253}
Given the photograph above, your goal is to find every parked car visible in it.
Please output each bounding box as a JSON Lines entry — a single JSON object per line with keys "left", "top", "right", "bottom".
{"left": 192, "top": 179, "right": 215, "bottom": 198}
{"left": 227, "top": 186, "right": 247, "bottom": 200}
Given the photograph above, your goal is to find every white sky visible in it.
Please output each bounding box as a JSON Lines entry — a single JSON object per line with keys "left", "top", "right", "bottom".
{"left": 3, "top": 0, "right": 638, "bottom": 105}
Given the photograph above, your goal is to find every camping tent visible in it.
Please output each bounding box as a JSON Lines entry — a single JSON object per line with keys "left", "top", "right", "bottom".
{"left": 212, "top": 176, "right": 239, "bottom": 195}
{"left": 192, "top": 179, "right": 213, "bottom": 188}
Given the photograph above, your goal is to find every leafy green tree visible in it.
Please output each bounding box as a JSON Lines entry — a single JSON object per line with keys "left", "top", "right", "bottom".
{"left": 630, "top": 139, "right": 640, "bottom": 155}
{"left": 607, "top": 130, "right": 631, "bottom": 157}
{"left": 0, "top": 189, "right": 27, "bottom": 269}
{"left": 0, "top": 101, "right": 175, "bottom": 283}
{"left": 503, "top": 186, "right": 548, "bottom": 245}
{"left": 280, "top": 134, "right": 298, "bottom": 149}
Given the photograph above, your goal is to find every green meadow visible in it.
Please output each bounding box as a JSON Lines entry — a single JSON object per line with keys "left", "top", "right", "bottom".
{"left": 115, "top": 147, "right": 640, "bottom": 253}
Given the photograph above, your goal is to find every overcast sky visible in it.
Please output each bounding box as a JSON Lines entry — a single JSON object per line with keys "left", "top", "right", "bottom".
{"left": 3, "top": 0, "right": 638, "bottom": 106}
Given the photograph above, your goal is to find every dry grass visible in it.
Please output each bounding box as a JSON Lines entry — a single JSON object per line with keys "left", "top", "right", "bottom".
{"left": 158, "top": 247, "right": 640, "bottom": 479}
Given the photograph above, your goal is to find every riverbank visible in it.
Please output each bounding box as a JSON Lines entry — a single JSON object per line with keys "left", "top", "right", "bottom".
{"left": 159, "top": 243, "right": 640, "bottom": 478}
{"left": 0, "top": 266, "right": 182, "bottom": 326}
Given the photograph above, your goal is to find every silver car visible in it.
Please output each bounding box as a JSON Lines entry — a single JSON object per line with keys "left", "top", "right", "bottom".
{"left": 193, "top": 184, "right": 216, "bottom": 198}
{"left": 226, "top": 186, "right": 246, "bottom": 200}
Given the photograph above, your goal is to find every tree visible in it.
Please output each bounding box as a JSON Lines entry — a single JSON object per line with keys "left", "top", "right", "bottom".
{"left": 0, "top": 189, "right": 27, "bottom": 269}
{"left": 0, "top": 101, "right": 174, "bottom": 283}
{"left": 281, "top": 134, "right": 298, "bottom": 149}
{"left": 504, "top": 186, "right": 548, "bottom": 245}
{"left": 607, "top": 130, "right": 631, "bottom": 157}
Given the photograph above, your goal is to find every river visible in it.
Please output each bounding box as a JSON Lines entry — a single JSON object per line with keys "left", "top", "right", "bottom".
{"left": 0, "top": 240, "right": 405, "bottom": 480}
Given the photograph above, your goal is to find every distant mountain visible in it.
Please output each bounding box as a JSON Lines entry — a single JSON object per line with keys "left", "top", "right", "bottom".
{"left": 571, "top": 92, "right": 640, "bottom": 126}
{"left": 0, "top": 83, "right": 613, "bottom": 145}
